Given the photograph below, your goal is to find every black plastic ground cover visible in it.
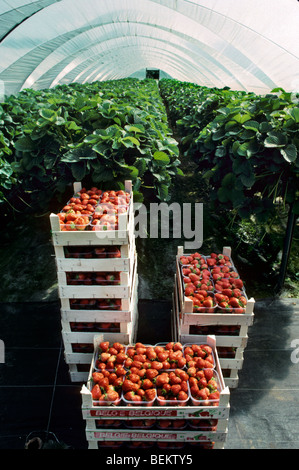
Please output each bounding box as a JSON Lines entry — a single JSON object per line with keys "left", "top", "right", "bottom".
{"left": 1, "top": 297, "right": 299, "bottom": 452}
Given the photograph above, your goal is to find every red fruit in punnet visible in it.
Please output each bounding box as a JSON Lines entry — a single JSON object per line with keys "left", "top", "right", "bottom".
{"left": 162, "top": 360, "right": 171, "bottom": 369}
{"left": 128, "top": 373, "right": 141, "bottom": 383}
{"left": 177, "top": 356, "right": 187, "bottom": 368}
{"left": 135, "top": 345, "right": 147, "bottom": 355}
{"left": 151, "top": 361, "right": 163, "bottom": 371}
{"left": 137, "top": 368, "right": 147, "bottom": 378}
{"left": 187, "top": 366, "right": 197, "bottom": 377}
{"left": 202, "top": 345, "right": 213, "bottom": 355}
{"left": 134, "top": 354, "right": 146, "bottom": 363}
{"left": 229, "top": 297, "right": 240, "bottom": 308}
{"left": 204, "top": 368, "right": 214, "bottom": 381}
{"left": 91, "top": 384, "right": 101, "bottom": 400}
{"left": 92, "top": 372, "right": 104, "bottom": 383}
{"left": 185, "top": 286, "right": 195, "bottom": 296}
{"left": 180, "top": 381, "right": 188, "bottom": 393}
{"left": 209, "top": 391, "right": 220, "bottom": 401}
{"left": 177, "top": 391, "right": 188, "bottom": 401}
{"left": 131, "top": 360, "right": 143, "bottom": 369}
{"left": 203, "top": 297, "right": 214, "bottom": 308}
{"left": 169, "top": 373, "right": 181, "bottom": 385}
{"left": 157, "top": 352, "right": 169, "bottom": 362}
{"left": 146, "top": 369, "right": 159, "bottom": 380}
{"left": 184, "top": 347, "right": 194, "bottom": 356}
{"left": 122, "top": 379, "right": 139, "bottom": 393}
{"left": 189, "top": 377, "right": 198, "bottom": 387}
{"left": 171, "top": 384, "right": 182, "bottom": 396}
{"left": 108, "top": 372, "right": 118, "bottom": 384}
{"left": 175, "top": 369, "right": 189, "bottom": 381}
{"left": 198, "top": 377, "right": 208, "bottom": 388}
{"left": 99, "top": 341, "right": 110, "bottom": 352}
{"left": 232, "top": 288, "right": 243, "bottom": 298}
{"left": 162, "top": 383, "right": 172, "bottom": 393}
{"left": 144, "top": 389, "right": 156, "bottom": 402}
{"left": 142, "top": 379, "right": 154, "bottom": 390}
{"left": 105, "top": 390, "right": 120, "bottom": 402}
{"left": 146, "top": 348, "right": 157, "bottom": 361}
{"left": 231, "top": 278, "right": 243, "bottom": 289}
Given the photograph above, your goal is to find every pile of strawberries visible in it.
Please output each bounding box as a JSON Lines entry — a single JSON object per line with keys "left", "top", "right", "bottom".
{"left": 90, "top": 341, "right": 221, "bottom": 407}
{"left": 179, "top": 251, "right": 247, "bottom": 313}
{"left": 57, "top": 187, "right": 130, "bottom": 231}
{"left": 70, "top": 298, "right": 122, "bottom": 310}
{"left": 66, "top": 271, "right": 121, "bottom": 286}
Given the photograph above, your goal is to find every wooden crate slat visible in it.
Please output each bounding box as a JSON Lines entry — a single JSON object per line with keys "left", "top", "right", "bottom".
{"left": 61, "top": 309, "right": 132, "bottom": 323}
{"left": 55, "top": 241, "right": 136, "bottom": 272}
{"left": 84, "top": 427, "right": 228, "bottom": 443}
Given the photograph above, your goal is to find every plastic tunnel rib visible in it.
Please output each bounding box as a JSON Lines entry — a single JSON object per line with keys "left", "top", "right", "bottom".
{"left": 0, "top": 0, "right": 298, "bottom": 96}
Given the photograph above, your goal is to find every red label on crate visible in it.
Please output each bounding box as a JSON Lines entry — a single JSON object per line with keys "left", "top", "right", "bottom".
{"left": 89, "top": 409, "right": 178, "bottom": 417}
{"left": 93, "top": 431, "right": 178, "bottom": 440}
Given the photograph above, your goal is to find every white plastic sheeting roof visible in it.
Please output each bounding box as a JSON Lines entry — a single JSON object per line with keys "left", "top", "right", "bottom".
{"left": 0, "top": 0, "right": 298, "bottom": 96}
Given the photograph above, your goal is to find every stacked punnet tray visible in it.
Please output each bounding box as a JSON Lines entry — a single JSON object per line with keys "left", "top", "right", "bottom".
{"left": 81, "top": 335, "right": 230, "bottom": 450}
{"left": 173, "top": 246, "right": 255, "bottom": 389}
{"left": 50, "top": 180, "right": 138, "bottom": 382}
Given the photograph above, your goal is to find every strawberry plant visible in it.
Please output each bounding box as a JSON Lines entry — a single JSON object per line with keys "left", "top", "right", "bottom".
{"left": 160, "top": 79, "right": 299, "bottom": 221}
{"left": 0, "top": 78, "right": 181, "bottom": 211}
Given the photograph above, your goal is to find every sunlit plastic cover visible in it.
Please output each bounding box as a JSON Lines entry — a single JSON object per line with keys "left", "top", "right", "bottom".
{"left": 0, "top": 0, "right": 298, "bottom": 96}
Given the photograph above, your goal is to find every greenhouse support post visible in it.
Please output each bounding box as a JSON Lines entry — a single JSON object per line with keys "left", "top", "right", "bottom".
{"left": 275, "top": 203, "right": 296, "bottom": 295}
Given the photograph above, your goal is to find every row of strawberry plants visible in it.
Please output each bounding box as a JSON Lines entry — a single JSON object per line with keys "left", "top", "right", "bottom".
{"left": 160, "top": 79, "right": 299, "bottom": 222}
{"left": 0, "top": 78, "right": 181, "bottom": 209}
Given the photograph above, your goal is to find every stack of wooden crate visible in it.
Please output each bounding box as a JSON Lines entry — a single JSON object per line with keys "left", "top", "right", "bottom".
{"left": 81, "top": 335, "right": 230, "bottom": 450}
{"left": 173, "top": 246, "right": 255, "bottom": 389}
{"left": 50, "top": 180, "right": 138, "bottom": 383}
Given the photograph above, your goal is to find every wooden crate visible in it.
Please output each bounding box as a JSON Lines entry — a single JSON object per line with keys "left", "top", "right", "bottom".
{"left": 84, "top": 424, "right": 228, "bottom": 446}
{"left": 87, "top": 440, "right": 224, "bottom": 450}
{"left": 62, "top": 271, "right": 139, "bottom": 367}
{"left": 173, "top": 273, "right": 251, "bottom": 389}
{"left": 60, "top": 252, "right": 137, "bottom": 313}
{"left": 50, "top": 180, "right": 135, "bottom": 247}
{"left": 54, "top": 235, "right": 136, "bottom": 274}
{"left": 57, "top": 251, "right": 136, "bottom": 300}
{"left": 176, "top": 248, "right": 255, "bottom": 319}
{"left": 81, "top": 335, "right": 230, "bottom": 429}
{"left": 61, "top": 260, "right": 138, "bottom": 382}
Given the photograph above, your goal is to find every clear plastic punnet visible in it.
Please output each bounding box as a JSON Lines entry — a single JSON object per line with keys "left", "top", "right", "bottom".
{"left": 189, "top": 370, "right": 223, "bottom": 407}
{"left": 183, "top": 343, "right": 216, "bottom": 369}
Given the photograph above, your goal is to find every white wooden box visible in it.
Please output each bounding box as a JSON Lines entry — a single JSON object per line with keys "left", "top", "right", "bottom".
{"left": 50, "top": 181, "right": 134, "bottom": 247}
{"left": 54, "top": 236, "right": 136, "bottom": 273}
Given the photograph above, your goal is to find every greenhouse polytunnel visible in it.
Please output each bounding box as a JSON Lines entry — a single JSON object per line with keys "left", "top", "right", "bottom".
{"left": 0, "top": 0, "right": 298, "bottom": 95}
{"left": 0, "top": 0, "right": 299, "bottom": 453}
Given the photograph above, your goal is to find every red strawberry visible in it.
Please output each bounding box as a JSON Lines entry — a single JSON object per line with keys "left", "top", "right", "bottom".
{"left": 204, "top": 369, "right": 214, "bottom": 381}
{"left": 144, "top": 389, "right": 156, "bottom": 402}
{"left": 155, "top": 373, "right": 170, "bottom": 387}
{"left": 146, "top": 369, "right": 159, "bottom": 380}
{"left": 92, "top": 372, "right": 104, "bottom": 383}
{"left": 99, "top": 341, "right": 109, "bottom": 351}
{"left": 142, "top": 379, "right": 154, "bottom": 390}
{"left": 171, "top": 384, "right": 181, "bottom": 396}
{"left": 91, "top": 384, "right": 100, "bottom": 400}
{"left": 177, "top": 391, "right": 188, "bottom": 401}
